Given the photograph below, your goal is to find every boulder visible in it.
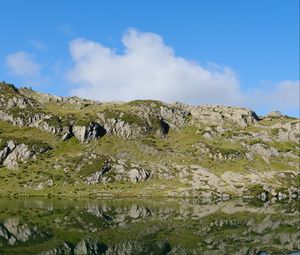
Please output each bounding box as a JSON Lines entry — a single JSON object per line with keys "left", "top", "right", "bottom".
{"left": 189, "top": 105, "right": 259, "bottom": 127}
{"left": 266, "top": 111, "right": 283, "bottom": 118}
{"left": 3, "top": 143, "right": 34, "bottom": 170}
{"left": 74, "top": 238, "right": 107, "bottom": 255}
{"left": 86, "top": 164, "right": 111, "bottom": 185}
{"left": 128, "top": 168, "right": 150, "bottom": 183}
{"left": 73, "top": 123, "right": 106, "bottom": 143}
{"left": 0, "top": 140, "right": 50, "bottom": 170}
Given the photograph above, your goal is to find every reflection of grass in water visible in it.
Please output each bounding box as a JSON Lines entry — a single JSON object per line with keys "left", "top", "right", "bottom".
{"left": 0, "top": 199, "right": 299, "bottom": 254}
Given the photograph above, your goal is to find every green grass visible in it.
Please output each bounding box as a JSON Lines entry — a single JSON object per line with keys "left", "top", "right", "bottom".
{"left": 0, "top": 85, "right": 299, "bottom": 198}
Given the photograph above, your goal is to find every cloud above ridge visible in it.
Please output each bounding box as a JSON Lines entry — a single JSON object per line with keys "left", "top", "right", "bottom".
{"left": 252, "top": 80, "right": 300, "bottom": 114}
{"left": 64, "top": 28, "right": 299, "bottom": 116}
{"left": 67, "top": 29, "right": 244, "bottom": 105}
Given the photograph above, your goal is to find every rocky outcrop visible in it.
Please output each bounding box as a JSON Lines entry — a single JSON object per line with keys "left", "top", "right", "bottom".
{"left": 0, "top": 82, "right": 299, "bottom": 199}
{"left": 265, "top": 111, "right": 283, "bottom": 118}
{"left": 131, "top": 101, "right": 189, "bottom": 130}
{"left": 86, "top": 164, "right": 111, "bottom": 185}
{"left": 3, "top": 143, "right": 34, "bottom": 169}
{"left": 271, "top": 121, "right": 300, "bottom": 142}
{"left": 85, "top": 162, "right": 151, "bottom": 185}
{"left": 72, "top": 123, "right": 106, "bottom": 143}
{"left": 127, "top": 168, "right": 150, "bottom": 183}
{"left": 187, "top": 105, "right": 260, "bottom": 127}
{"left": 0, "top": 140, "right": 50, "bottom": 170}
{"left": 97, "top": 113, "right": 150, "bottom": 139}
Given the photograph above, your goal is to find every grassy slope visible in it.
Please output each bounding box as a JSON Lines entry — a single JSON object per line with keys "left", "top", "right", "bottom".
{"left": 0, "top": 83, "right": 299, "bottom": 197}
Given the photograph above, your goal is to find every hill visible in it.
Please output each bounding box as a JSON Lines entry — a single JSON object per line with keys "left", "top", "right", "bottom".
{"left": 0, "top": 82, "right": 299, "bottom": 199}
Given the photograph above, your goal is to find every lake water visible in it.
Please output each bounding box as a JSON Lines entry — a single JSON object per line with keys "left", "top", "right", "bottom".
{"left": 0, "top": 198, "right": 299, "bottom": 255}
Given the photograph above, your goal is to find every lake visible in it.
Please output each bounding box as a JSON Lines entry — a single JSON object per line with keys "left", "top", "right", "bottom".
{"left": 0, "top": 198, "right": 299, "bottom": 255}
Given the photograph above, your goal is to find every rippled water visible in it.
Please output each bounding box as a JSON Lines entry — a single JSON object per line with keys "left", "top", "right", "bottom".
{"left": 0, "top": 198, "right": 299, "bottom": 255}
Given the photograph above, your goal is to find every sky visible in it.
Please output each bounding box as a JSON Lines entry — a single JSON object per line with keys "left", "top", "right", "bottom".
{"left": 0, "top": 0, "right": 299, "bottom": 116}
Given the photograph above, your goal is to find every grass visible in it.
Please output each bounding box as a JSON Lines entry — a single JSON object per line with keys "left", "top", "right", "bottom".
{"left": 0, "top": 84, "right": 299, "bottom": 198}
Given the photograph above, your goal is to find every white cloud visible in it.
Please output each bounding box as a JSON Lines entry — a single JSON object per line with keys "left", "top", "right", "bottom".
{"left": 5, "top": 51, "right": 41, "bottom": 77}
{"left": 250, "top": 80, "right": 300, "bottom": 115}
{"left": 67, "top": 29, "right": 244, "bottom": 105}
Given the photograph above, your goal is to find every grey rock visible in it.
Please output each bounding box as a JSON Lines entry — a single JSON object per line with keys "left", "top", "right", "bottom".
{"left": 3, "top": 143, "right": 34, "bottom": 170}
{"left": 74, "top": 238, "right": 107, "bottom": 255}
{"left": 250, "top": 143, "right": 279, "bottom": 160}
{"left": 38, "top": 242, "right": 72, "bottom": 255}
{"left": 128, "top": 168, "right": 150, "bottom": 183}
{"left": 97, "top": 114, "right": 149, "bottom": 139}
{"left": 4, "top": 218, "right": 32, "bottom": 242}
{"left": 73, "top": 123, "right": 106, "bottom": 143}
{"left": 0, "top": 140, "right": 49, "bottom": 170}
{"left": 188, "top": 105, "right": 259, "bottom": 127}
{"left": 86, "top": 164, "right": 111, "bottom": 185}
{"left": 266, "top": 111, "right": 283, "bottom": 118}
{"left": 0, "top": 146, "right": 10, "bottom": 164}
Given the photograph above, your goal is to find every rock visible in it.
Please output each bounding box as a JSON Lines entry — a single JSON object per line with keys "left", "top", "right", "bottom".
{"left": 266, "top": 111, "right": 283, "bottom": 118}
{"left": 0, "top": 146, "right": 10, "bottom": 164}
{"left": 97, "top": 114, "right": 149, "bottom": 139}
{"left": 8, "top": 236, "right": 17, "bottom": 245}
{"left": 74, "top": 238, "right": 107, "bottom": 255}
{"left": 4, "top": 218, "right": 32, "bottom": 242}
{"left": 36, "top": 179, "right": 54, "bottom": 190}
{"left": 0, "top": 140, "right": 50, "bottom": 170}
{"left": 86, "top": 171, "right": 102, "bottom": 185}
{"left": 202, "top": 132, "right": 212, "bottom": 139}
{"left": 259, "top": 191, "right": 268, "bottom": 201}
{"left": 159, "top": 105, "right": 189, "bottom": 129}
{"left": 249, "top": 143, "right": 279, "bottom": 161}
{"left": 0, "top": 218, "right": 48, "bottom": 246}
{"left": 0, "top": 224, "right": 10, "bottom": 240}
{"left": 73, "top": 123, "right": 106, "bottom": 143}
{"left": 105, "top": 240, "right": 172, "bottom": 255}
{"left": 277, "top": 191, "right": 287, "bottom": 200}
{"left": 273, "top": 121, "right": 300, "bottom": 142}
{"left": 38, "top": 242, "right": 72, "bottom": 255}
{"left": 86, "top": 164, "right": 111, "bottom": 185}
{"left": 128, "top": 168, "right": 150, "bottom": 183}
{"left": 3, "top": 143, "right": 34, "bottom": 170}
{"left": 188, "top": 105, "right": 259, "bottom": 127}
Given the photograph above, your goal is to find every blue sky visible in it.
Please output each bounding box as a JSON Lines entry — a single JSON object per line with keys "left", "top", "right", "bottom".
{"left": 0, "top": 0, "right": 299, "bottom": 116}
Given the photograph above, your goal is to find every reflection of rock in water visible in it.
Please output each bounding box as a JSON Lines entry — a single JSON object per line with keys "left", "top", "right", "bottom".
{"left": 85, "top": 202, "right": 152, "bottom": 226}
{"left": 38, "top": 239, "right": 108, "bottom": 255}
{"left": 38, "top": 242, "right": 72, "bottom": 255}
{"left": 74, "top": 239, "right": 107, "bottom": 255}
{"left": 0, "top": 199, "right": 299, "bottom": 254}
{"left": 104, "top": 240, "right": 171, "bottom": 255}
{"left": 38, "top": 239, "right": 171, "bottom": 255}
{"left": 0, "top": 218, "right": 50, "bottom": 246}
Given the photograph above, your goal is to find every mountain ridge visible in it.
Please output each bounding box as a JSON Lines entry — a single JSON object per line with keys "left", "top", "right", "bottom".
{"left": 0, "top": 82, "right": 299, "bottom": 200}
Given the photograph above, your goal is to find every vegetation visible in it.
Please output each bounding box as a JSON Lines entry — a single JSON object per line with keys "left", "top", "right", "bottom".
{"left": 0, "top": 82, "right": 299, "bottom": 198}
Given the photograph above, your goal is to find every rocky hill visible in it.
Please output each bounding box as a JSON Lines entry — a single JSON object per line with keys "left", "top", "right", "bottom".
{"left": 0, "top": 82, "right": 299, "bottom": 200}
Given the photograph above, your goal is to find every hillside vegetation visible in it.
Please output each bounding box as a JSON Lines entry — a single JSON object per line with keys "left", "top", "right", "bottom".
{"left": 0, "top": 82, "right": 299, "bottom": 199}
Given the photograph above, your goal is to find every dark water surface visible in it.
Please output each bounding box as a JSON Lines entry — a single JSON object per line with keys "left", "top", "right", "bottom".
{"left": 0, "top": 197, "right": 299, "bottom": 255}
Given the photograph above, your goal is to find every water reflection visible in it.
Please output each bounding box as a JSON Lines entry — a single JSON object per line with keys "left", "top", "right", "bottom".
{"left": 0, "top": 198, "right": 299, "bottom": 255}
